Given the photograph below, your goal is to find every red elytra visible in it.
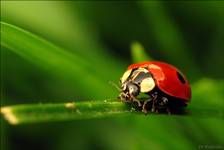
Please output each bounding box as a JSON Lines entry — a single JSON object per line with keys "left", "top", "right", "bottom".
{"left": 128, "top": 61, "right": 191, "bottom": 103}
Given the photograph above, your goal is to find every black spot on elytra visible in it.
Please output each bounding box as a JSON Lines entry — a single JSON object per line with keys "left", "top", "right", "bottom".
{"left": 177, "top": 71, "right": 186, "bottom": 84}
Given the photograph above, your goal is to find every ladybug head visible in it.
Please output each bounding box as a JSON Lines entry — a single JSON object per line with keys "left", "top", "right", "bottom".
{"left": 119, "top": 68, "right": 155, "bottom": 101}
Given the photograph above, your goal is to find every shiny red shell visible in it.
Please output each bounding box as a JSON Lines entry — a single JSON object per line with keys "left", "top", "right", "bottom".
{"left": 128, "top": 61, "right": 191, "bottom": 103}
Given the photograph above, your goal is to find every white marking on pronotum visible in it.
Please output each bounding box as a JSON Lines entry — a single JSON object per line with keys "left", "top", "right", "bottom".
{"left": 65, "top": 102, "right": 76, "bottom": 109}
{"left": 140, "top": 77, "right": 155, "bottom": 93}
{"left": 120, "top": 69, "right": 132, "bottom": 83}
{"left": 1, "top": 107, "right": 19, "bottom": 125}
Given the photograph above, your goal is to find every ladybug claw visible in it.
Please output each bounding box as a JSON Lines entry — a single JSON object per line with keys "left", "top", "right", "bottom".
{"left": 166, "top": 108, "right": 171, "bottom": 115}
{"left": 132, "top": 98, "right": 142, "bottom": 107}
{"left": 151, "top": 108, "right": 155, "bottom": 113}
{"left": 142, "top": 109, "right": 148, "bottom": 114}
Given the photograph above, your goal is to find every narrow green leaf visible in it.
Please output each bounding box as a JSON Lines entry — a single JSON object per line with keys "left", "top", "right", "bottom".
{"left": 131, "top": 42, "right": 153, "bottom": 63}
{"left": 1, "top": 78, "right": 224, "bottom": 125}
{"left": 0, "top": 101, "right": 131, "bottom": 125}
{"left": 1, "top": 100, "right": 222, "bottom": 125}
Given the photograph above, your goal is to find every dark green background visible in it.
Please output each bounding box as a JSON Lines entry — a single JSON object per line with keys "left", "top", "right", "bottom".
{"left": 1, "top": 1, "right": 224, "bottom": 150}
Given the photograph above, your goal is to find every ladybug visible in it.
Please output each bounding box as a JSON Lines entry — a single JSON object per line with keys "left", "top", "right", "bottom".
{"left": 119, "top": 61, "right": 191, "bottom": 114}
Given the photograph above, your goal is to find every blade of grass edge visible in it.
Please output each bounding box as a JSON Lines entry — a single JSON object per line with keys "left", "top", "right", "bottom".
{"left": 0, "top": 100, "right": 132, "bottom": 125}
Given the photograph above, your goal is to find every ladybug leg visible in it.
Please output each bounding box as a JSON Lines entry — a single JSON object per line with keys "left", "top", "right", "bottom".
{"left": 142, "top": 99, "right": 152, "bottom": 114}
{"left": 151, "top": 100, "right": 156, "bottom": 112}
{"left": 119, "top": 92, "right": 142, "bottom": 107}
{"left": 166, "top": 107, "right": 171, "bottom": 115}
{"left": 163, "top": 98, "right": 171, "bottom": 114}
{"left": 152, "top": 99, "right": 159, "bottom": 113}
{"left": 118, "top": 92, "right": 128, "bottom": 102}
{"left": 132, "top": 97, "right": 142, "bottom": 107}
{"left": 162, "top": 97, "right": 171, "bottom": 114}
{"left": 151, "top": 93, "right": 158, "bottom": 113}
{"left": 157, "top": 97, "right": 170, "bottom": 114}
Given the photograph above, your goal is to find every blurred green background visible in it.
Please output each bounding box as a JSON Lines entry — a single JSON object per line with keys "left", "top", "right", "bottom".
{"left": 1, "top": 1, "right": 224, "bottom": 150}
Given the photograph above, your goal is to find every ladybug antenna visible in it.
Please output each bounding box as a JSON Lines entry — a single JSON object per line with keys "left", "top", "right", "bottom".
{"left": 108, "top": 81, "right": 121, "bottom": 92}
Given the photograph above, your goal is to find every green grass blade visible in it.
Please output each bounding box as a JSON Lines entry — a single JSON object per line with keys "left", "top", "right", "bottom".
{"left": 0, "top": 22, "right": 115, "bottom": 98}
{"left": 1, "top": 100, "right": 222, "bottom": 125}
{"left": 0, "top": 101, "right": 130, "bottom": 125}
{"left": 1, "top": 78, "right": 223, "bottom": 125}
{"left": 131, "top": 42, "right": 153, "bottom": 63}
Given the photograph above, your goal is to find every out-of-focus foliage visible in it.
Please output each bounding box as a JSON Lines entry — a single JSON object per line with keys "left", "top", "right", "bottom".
{"left": 1, "top": 1, "right": 224, "bottom": 150}
{"left": 131, "top": 42, "right": 153, "bottom": 63}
